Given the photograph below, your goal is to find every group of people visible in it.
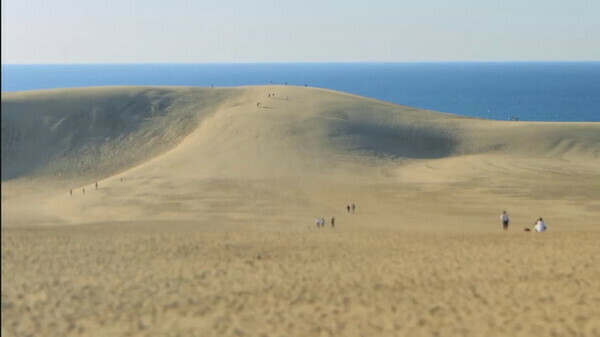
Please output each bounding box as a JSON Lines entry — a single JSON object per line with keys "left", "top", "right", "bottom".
{"left": 500, "top": 210, "right": 547, "bottom": 232}
{"left": 509, "top": 116, "right": 520, "bottom": 121}
{"left": 267, "top": 92, "right": 289, "bottom": 101}
{"left": 314, "top": 204, "right": 357, "bottom": 229}
{"left": 315, "top": 217, "right": 335, "bottom": 229}
{"left": 69, "top": 181, "right": 99, "bottom": 196}
{"left": 346, "top": 204, "right": 356, "bottom": 213}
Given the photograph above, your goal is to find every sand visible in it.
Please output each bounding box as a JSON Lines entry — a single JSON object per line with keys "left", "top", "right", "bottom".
{"left": 2, "top": 86, "right": 600, "bottom": 336}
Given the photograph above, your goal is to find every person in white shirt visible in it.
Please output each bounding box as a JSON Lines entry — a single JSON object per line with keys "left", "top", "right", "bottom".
{"left": 534, "top": 217, "right": 547, "bottom": 232}
{"left": 500, "top": 211, "right": 510, "bottom": 230}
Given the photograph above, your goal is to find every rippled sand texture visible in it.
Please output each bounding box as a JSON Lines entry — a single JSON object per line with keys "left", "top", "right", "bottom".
{"left": 3, "top": 224, "right": 600, "bottom": 337}
{"left": 2, "top": 86, "right": 600, "bottom": 336}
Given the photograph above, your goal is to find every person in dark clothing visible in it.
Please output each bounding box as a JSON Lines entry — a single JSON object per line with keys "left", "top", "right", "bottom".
{"left": 500, "top": 211, "right": 510, "bottom": 230}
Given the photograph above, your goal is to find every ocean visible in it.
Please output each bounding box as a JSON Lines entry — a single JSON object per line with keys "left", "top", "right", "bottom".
{"left": 2, "top": 63, "right": 599, "bottom": 122}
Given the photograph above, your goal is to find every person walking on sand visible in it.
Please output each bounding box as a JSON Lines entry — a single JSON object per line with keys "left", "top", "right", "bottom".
{"left": 331, "top": 217, "right": 335, "bottom": 228}
{"left": 347, "top": 205, "right": 351, "bottom": 213}
{"left": 351, "top": 204, "right": 355, "bottom": 213}
{"left": 315, "top": 218, "right": 320, "bottom": 228}
{"left": 534, "top": 218, "right": 547, "bottom": 232}
{"left": 95, "top": 181, "right": 98, "bottom": 190}
{"left": 82, "top": 188, "right": 85, "bottom": 194}
{"left": 70, "top": 189, "right": 72, "bottom": 196}
{"left": 500, "top": 211, "right": 510, "bottom": 230}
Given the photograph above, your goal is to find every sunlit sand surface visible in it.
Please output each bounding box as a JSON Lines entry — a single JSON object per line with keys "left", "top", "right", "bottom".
{"left": 2, "top": 86, "right": 600, "bottom": 336}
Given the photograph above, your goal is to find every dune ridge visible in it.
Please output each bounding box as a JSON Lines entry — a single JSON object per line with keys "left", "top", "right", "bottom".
{"left": 2, "top": 86, "right": 598, "bottom": 185}
{"left": 1, "top": 87, "right": 234, "bottom": 184}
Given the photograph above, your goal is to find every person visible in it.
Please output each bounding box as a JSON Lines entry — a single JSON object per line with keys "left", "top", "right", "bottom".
{"left": 534, "top": 218, "right": 547, "bottom": 232}
{"left": 331, "top": 217, "right": 335, "bottom": 228}
{"left": 500, "top": 211, "right": 510, "bottom": 230}
{"left": 351, "top": 204, "right": 355, "bottom": 213}
{"left": 95, "top": 182, "right": 98, "bottom": 190}
{"left": 347, "top": 205, "right": 351, "bottom": 213}
{"left": 82, "top": 188, "right": 85, "bottom": 194}
{"left": 268, "top": 93, "right": 271, "bottom": 98}
{"left": 315, "top": 218, "right": 320, "bottom": 228}
{"left": 69, "top": 189, "right": 72, "bottom": 196}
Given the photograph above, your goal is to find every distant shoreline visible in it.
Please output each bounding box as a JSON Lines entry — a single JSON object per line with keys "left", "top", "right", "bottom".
{"left": 3, "top": 61, "right": 600, "bottom": 66}
{"left": 3, "top": 63, "right": 599, "bottom": 122}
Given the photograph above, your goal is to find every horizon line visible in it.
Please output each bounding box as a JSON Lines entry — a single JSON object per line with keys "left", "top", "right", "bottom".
{"left": 2, "top": 60, "right": 600, "bottom": 66}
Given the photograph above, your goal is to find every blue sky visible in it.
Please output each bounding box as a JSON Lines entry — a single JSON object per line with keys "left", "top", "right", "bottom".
{"left": 2, "top": 0, "right": 599, "bottom": 64}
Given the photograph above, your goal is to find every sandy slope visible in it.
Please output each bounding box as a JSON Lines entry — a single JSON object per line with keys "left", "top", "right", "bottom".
{"left": 2, "top": 86, "right": 600, "bottom": 336}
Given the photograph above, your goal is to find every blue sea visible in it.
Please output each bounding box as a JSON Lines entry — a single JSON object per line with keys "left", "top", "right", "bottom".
{"left": 2, "top": 63, "right": 599, "bottom": 122}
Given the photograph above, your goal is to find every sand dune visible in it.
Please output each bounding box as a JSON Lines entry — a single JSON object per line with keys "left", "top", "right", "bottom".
{"left": 3, "top": 86, "right": 598, "bottom": 184}
{"left": 1, "top": 87, "right": 235, "bottom": 184}
{"left": 2, "top": 86, "right": 600, "bottom": 336}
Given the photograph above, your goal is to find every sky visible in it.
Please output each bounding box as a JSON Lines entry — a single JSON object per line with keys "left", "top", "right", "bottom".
{"left": 2, "top": 0, "right": 599, "bottom": 64}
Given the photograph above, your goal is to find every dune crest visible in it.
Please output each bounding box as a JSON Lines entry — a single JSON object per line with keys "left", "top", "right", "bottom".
{"left": 3, "top": 85, "right": 598, "bottom": 185}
